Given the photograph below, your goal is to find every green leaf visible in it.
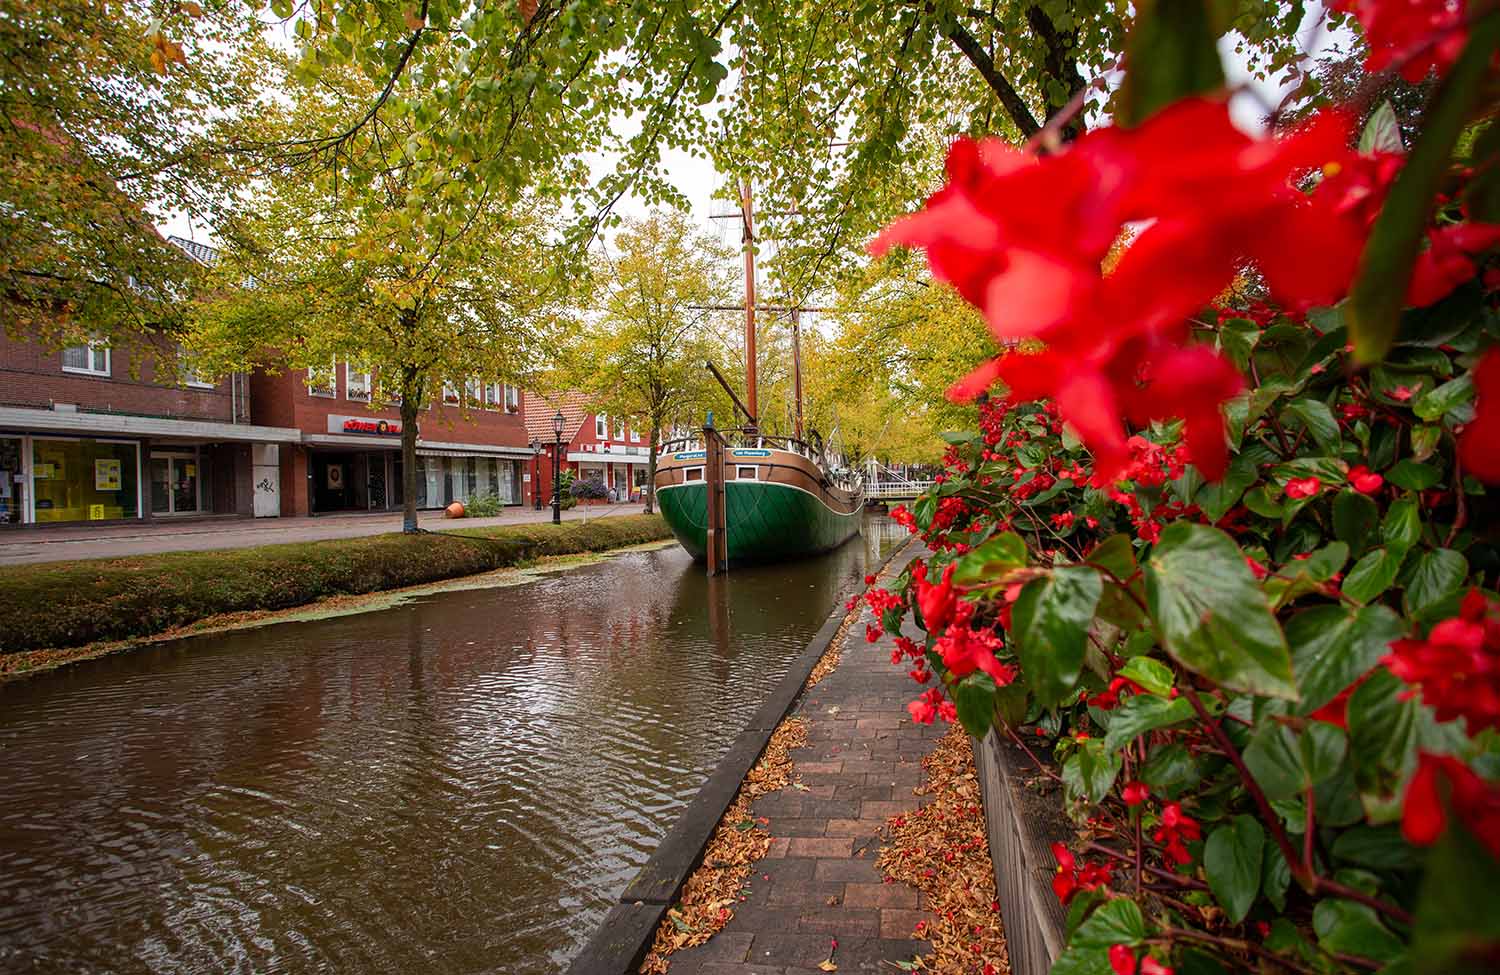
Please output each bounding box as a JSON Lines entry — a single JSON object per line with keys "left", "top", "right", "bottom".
{"left": 1347, "top": 12, "right": 1500, "bottom": 363}
{"left": 1205, "top": 815, "right": 1265, "bottom": 923}
{"left": 1386, "top": 459, "right": 1441, "bottom": 491}
{"left": 1117, "top": 656, "right": 1175, "bottom": 697}
{"left": 1333, "top": 825, "right": 1422, "bottom": 871}
{"left": 954, "top": 672, "right": 998, "bottom": 739}
{"left": 1194, "top": 454, "right": 1259, "bottom": 523}
{"left": 1343, "top": 547, "right": 1405, "bottom": 604}
{"left": 1290, "top": 604, "right": 1405, "bottom": 715}
{"left": 1262, "top": 844, "right": 1293, "bottom": 912}
{"left": 1218, "top": 317, "right": 1261, "bottom": 372}
{"left": 1382, "top": 498, "right": 1421, "bottom": 556}
{"left": 1117, "top": 0, "right": 1226, "bottom": 127}
{"left": 1084, "top": 533, "right": 1138, "bottom": 582}
{"left": 1404, "top": 548, "right": 1469, "bottom": 617}
{"left": 1013, "top": 567, "right": 1103, "bottom": 708}
{"left": 1465, "top": 120, "right": 1500, "bottom": 222}
{"left": 1141, "top": 741, "right": 1202, "bottom": 798}
{"left": 1244, "top": 721, "right": 1348, "bottom": 801}
{"left": 1413, "top": 374, "right": 1474, "bottom": 421}
{"left": 1063, "top": 739, "right": 1124, "bottom": 806}
{"left": 1069, "top": 897, "right": 1147, "bottom": 948}
{"left": 1315, "top": 899, "right": 1405, "bottom": 962}
{"left": 1286, "top": 398, "right": 1341, "bottom": 451}
{"left": 1412, "top": 819, "right": 1500, "bottom": 974}
{"left": 1104, "top": 694, "right": 1195, "bottom": 752}
{"left": 1410, "top": 425, "right": 1443, "bottom": 462}
{"left": 1145, "top": 523, "right": 1296, "bottom": 699}
{"left": 952, "top": 532, "right": 1028, "bottom": 586}
{"left": 1359, "top": 100, "right": 1403, "bottom": 154}
{"left": 1334, "top": 490, "right": 1381, "bottom": 552}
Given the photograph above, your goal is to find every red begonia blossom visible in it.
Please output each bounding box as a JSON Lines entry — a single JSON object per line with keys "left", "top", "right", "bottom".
{"left": 1329, "top": 0, "right": 1471, "bottom": 82}
{"left": 1051, "top": 841, "right": 1113, "bottom": 904}
{"left": 1460, "top": 348, "right": 1500, "bottom": 483}
{"left": 1285, "top": 476, "right": 1322, "bottom": 499}
{"left": 915, "top": 561, "right": 960, "bottom": 631}
{"left": 1401, "top": 751, "right": 1500, "bottom": 859}
{"left": 937, "top": 622, "right": 1016, "bottom": 684}
{"left": 1408, "top": 224, "right": 1500, "bottom": 306}
{"left": 1383, "top": 589, "right": 1500, "bottom": 736}
{"left": 1110, "top": 944, "right": 1136, "bottom": 975}
{"left": 1349, "top": 465, "right": 1385, "bottom": 494}
{"left": 1153, "top": 802, "right": 1202, "bottom": 866}
{"left": 1122, "top": 781, "right": 1151, "bottom": 806}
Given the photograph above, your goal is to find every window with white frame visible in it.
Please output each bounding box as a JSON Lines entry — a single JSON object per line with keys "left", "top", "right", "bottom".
{"left": 483, "top": 381, "right": 502, "bottom": 410}
{"left": 596, "top": 414, "right": 608, "bottom": 438}
{"left": 464, "top": 377, "right": 482, "bottom": 406}
{"left": 346, "top": 362, "right": 372, "bottom": 402}
{"left": 505, "top": 384, "right": 520, "bottom": 412}
{"left": 307, "top": 359, "right": 336, "bottom": 397}
{"left": 61, "top": 341, "right": 110, "bottom": 377}
{"left": 379, "top": 371, "right": 402, "bottom": 406}
{"left": 614, "top": 418, "right": 625, "bottom": 441}
{"left": 442, "top": 381, "right": 461, "bottom": 405}
{"left": 630, "top": 422, "right": 642, "bottom": 443}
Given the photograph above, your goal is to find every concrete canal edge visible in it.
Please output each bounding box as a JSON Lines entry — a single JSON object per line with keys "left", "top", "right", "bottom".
{"left": 972, "top": 729, "right": 1069, "bottom": 975}
{"left": 566, "top": 538, "right": 920, "bottom": 974}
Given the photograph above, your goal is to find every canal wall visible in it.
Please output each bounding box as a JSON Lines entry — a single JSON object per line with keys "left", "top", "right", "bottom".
{"left": 0, "top": 515, "right": 672, "bottom": 655}
{"left": 567, "top": 538, "right": 920, "bottom": 974}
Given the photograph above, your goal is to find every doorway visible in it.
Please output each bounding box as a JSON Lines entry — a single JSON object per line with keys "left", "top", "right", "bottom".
{"left": 0, "top": 438, "right": 23, "bottom": 526}
{"left": 149, "top": 452, "right": 200, "bottom": 516}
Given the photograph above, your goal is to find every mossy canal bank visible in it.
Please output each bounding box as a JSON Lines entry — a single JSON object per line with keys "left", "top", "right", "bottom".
{"left": 0, "top": 514, "right": 672, "bottom": 660}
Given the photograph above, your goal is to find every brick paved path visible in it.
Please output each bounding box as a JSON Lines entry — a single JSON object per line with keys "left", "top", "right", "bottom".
{"left": 666, "top": 550, "right": 945, "bottom": 974}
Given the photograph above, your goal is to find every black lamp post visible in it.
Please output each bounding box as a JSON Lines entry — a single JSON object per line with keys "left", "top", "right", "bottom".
{"left": 551, "top": 409, "right": 565, "bottom": 525}
{"left": 530, "top": 438, "right": 542, "bottom": 510}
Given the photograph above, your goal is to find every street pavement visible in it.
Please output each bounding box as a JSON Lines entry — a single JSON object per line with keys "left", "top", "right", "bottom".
{"left": 0, "top": 502, "right": 652, "bottom": 566}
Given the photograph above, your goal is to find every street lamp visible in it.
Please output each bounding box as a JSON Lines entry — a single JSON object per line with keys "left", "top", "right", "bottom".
{"left": 551, "top": 409, "right": 565, "bottom": 525}
{"left": 529, "top": 438, "right": 542, "bottom": 510}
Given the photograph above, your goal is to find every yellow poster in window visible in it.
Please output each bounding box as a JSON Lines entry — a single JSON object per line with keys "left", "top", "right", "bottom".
{"left": 88, "top": 504, "right": 105, "bottom": 520}
{"left": 94, "top": 458, "right": 122, "bottom": 491}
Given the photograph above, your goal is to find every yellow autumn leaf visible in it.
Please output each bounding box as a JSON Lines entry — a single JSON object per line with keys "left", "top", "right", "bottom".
{"left": 818, "top": 961, "right": 837, "bottom": 973}
{"left": 403, "top": 7, "right": 425, "bottom": 30}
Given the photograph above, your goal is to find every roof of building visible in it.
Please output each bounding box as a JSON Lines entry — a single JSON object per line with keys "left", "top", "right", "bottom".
{"left": 523, "top": 390, "right": 592, "bottom": 444}
{"left": 166, "top": 234, "right": 220, "bottom": 266}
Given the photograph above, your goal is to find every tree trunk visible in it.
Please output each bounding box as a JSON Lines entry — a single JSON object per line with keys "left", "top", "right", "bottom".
{"left": 400, "top": 374, "right": 421, "bottom": 534}
{"left": 646, "top": 424, "right": 659, "bottom": 515}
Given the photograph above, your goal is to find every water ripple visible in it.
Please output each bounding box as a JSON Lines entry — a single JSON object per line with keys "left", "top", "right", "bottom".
{"left": 0, "top": 517, "right": 907, "bottom": 974}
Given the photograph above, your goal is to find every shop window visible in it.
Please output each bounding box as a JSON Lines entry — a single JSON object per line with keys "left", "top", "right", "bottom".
{"left": 61, "top": 341, "right": 110, "bottom": 377}
{"left": 307, "top": 359, "right": 336, "bottom": 397}
{"left": 442, "top": 381, "right": 461, "bottom": 406}
{"left": 596, "top": 414, "right": 608, "bottom": 438}
{"left": 483, "top": 382, "right": 502, "bottom": 411}
{"left": 32, "top": 439, "right": 139, "bottom": 522}
{"left": 346, "top": 362, "right": 372, "bottom": 402}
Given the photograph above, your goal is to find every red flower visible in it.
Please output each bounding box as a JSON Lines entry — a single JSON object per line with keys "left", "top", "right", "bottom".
{"left": 1051, "top": 842, "right": 1114, "bottom": 904}
{"left": 1246, "top": 556, "right": 1270, "bottom": 580}
{"left": 915, "top": 561, "right": 959, "bottom": 632}
{"left": 1391, "top": 385, "right": 1415, "bottom": 402}
{"left": 936, "top": 622, "right": 1016, "bottom": 685}
{"left": 865, "top": 623, "right": 883, "bottom": 644}
{"left": 1349, "top": 465, "right": 1384, "bottom": 494}
{"left": 864, "top": 574, "right": 877, "bottom": 585}
{"left": 1308, "top": 668, "right": 1378, "bottom": 729}
{"left": 1408, "top": 224, "right": 1500, "bottom": 306}
{"left": 1329, "top": 0, "right": 1471, "bottom": 82}
{"left": 1285, "top": 476, "right": 1321, "bottom": 499}
{"left": 1109, "top": 944, "right": 1136, "bottom": 975}
{"left": 1152, "top": 802, "right": 1202, "bottom": 866}
{"left": 1383, "top": 589, "right": 1500, "bottom": 736}
{"left": 908, "top": 687, "right": 943, "bottom": 725}
{"left": 1401, "top": 752, "right": 1500, "bottom": 860}
{"left": 1141, "top": 960, "right": 1174, "bottom": 975}
{"left": 1460, "top": 348, "right": 1500, "bottom": 483}
{"left": 1122, "top": 781, "right": 1151, "bottom": 806}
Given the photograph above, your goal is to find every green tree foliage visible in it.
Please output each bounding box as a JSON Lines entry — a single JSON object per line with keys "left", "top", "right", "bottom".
{"left": 191, "top": 64, "right": 566, "bottom": 532}
{"left": 555, "top": 210, "right": 736, "bottom": 512}
{"left": 0, "top": 0, "right": 266, "bottom": 351}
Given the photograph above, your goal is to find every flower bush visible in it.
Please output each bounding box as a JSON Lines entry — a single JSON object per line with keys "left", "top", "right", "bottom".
{"left": 862, "top": 2, "right": 1500, "bottom": 972}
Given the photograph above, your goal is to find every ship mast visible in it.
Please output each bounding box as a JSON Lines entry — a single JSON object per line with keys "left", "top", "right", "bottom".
{"left": 740, "top": 177, "right": 758, "bottom": 430}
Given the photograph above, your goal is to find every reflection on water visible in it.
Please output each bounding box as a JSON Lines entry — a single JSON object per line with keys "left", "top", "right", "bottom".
{"left": 0, "top": 515, "right": 906, "bottom": 974}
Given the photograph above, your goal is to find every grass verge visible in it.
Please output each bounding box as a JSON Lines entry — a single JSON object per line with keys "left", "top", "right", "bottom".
{"left": 0, "top": 515, "right": 672, "bottom": 654}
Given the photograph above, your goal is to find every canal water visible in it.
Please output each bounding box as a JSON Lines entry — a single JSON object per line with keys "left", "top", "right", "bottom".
{"left": 0, "top": 515, "right": 905, "bottom": 974}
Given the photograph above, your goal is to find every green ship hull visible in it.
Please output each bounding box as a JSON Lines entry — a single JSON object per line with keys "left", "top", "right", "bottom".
{"left": 656, "top": 480, "right": 862, "bottom": 564}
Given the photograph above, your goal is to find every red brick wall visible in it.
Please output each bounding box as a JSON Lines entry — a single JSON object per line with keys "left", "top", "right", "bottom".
{"left": 250, "top": 366, "right": 533, "bottom": 447}
{"left": 0, "top": 331, "right": 236, "bottom": 421}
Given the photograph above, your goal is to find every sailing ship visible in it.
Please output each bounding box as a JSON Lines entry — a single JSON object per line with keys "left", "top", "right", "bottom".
{"left": 654, "top": 180, "right": 865, "bottom": 566}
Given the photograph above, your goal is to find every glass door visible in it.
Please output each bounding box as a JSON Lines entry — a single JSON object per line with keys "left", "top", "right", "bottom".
{"left": 0, "top": 438, "right": 23, "bottom": 526}
{"left": 151, "top": 453, "right": 199, "bottom": 515}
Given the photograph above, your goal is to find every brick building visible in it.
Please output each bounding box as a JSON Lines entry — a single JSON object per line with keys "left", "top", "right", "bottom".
{"left": 0, "top": 328, "right": 299, "bottom": 528}
{"left": 524, "top": 392, "right": 653, "bottom": 506}
{"left": 249, "top": 365, "right": 540, "bottom": 516}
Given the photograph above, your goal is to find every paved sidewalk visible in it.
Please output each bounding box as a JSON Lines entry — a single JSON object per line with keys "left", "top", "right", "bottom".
{"left": 666, "top": 554, "right": 945, "bottom": 974}
{"left": 0, "top": 503, "right": 650, "bottom": 565}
